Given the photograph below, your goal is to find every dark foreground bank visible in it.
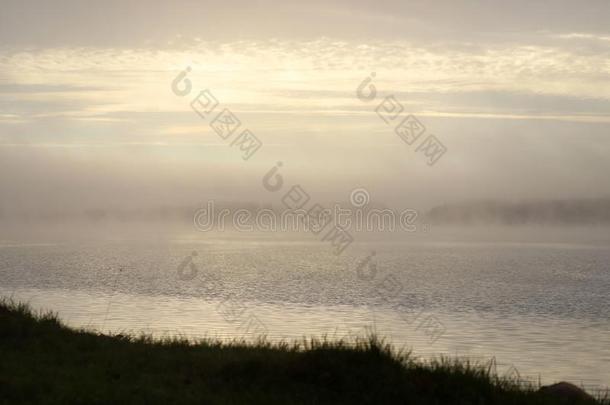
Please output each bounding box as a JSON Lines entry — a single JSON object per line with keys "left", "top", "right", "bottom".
{"left": 0, "top": 300, "right": 606, "bottom": 404}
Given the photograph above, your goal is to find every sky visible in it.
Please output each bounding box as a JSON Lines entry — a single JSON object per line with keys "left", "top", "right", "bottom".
{"left": 1, "top": 0, "right": 609, "bottom": 217}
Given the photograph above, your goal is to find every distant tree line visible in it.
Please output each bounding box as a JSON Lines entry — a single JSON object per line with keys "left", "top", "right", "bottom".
{"left": 426, "top": 198, "right": 610, "bottom": 225}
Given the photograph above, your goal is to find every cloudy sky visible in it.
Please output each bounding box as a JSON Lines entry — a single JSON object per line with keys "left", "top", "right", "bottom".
{"left": 1, "top": 0, "right": 609, "bottom": 216}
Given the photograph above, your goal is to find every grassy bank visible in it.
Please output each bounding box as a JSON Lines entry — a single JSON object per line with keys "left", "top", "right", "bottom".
{"left": 0, "top": 299, "right": 605, "bottom": 404}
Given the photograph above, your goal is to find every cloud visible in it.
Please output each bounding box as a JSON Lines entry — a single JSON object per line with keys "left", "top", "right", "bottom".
{"left": 1, "top": 40, "right": 608, "bottom": 125}
{"left": 1, "top": 0, "right": 609, "bottom": 46}
{"left": 0, "top": 8, "right": 609, "bottom": 214}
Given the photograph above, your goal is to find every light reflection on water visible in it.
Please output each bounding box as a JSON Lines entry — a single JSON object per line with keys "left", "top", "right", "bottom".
{"left": 1, "top": 237, "right": 609, "bottom": 390}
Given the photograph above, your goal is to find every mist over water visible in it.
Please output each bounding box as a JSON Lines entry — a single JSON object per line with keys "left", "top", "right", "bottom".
{"left": 1, "top": 0, "right": 610, "bottom": 399}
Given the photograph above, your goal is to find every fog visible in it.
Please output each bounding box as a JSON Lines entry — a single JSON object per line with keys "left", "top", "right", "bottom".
{"left": 1, "top": 0, "right": 609, "bottom": 239}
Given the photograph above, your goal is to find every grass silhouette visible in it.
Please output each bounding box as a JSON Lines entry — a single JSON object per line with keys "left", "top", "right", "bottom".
{"left": 0, "top": 298, "right": 606, "bottom": 404}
